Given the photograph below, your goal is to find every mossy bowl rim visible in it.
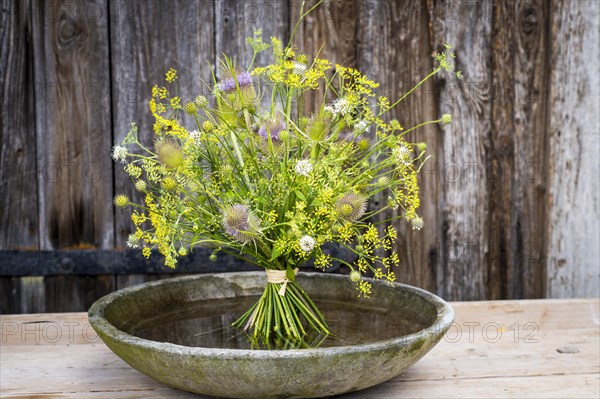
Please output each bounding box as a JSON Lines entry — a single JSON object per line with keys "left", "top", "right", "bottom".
{"left": 88, "top": 271, "right": 454, "bottom": 358}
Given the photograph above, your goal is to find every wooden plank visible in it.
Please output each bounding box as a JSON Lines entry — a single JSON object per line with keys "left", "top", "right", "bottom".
{"left": 110, "top": 0, "right": 216, "bottom": 248}
{"left": 355, "top": 1, "right": 439, "bottom": 292}
{"left": 488, "top": 0, "right": 551, "bottom": 299}
{"left": 342, "top": 374, "right": 600, "bottom": 399}
{"left": 545, "top": 1, "right": 600, "bottom": 297}
{"left": 44, "top": 275, "right": 114, "bottom": 313}
{"left": 32, "top": 0, "right": 114, "bottom": 250}
{"left": 30, "top": 0, "right": 115, "bottom": 314}
{"left": 1, "top": 300, "right": 598, "bottom": 398}
{"left": 428, "top": 0, "right": 493, "bottom": 300}
{"left": 115, "top": 274, "right": 161, "bottom": 290}
{"left": 0, "top": 278, "right": 20, "bottom": 314}
{"left": 0, "top": 249, "right": 260, "bottom": 276}
{"left": 291, "top": 0, "right": 359, "bottom": 115}
{"left": 0, "top": 0, "right": 38, "bottom": 250}
{"left": 215, "top": 0, "right": 289, "bottom": 72}
{"left": 0, "top": 0, "right": 39, "bottom": 315}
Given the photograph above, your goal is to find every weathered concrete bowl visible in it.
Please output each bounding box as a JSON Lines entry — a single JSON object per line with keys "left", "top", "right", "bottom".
{"left": 88, "top": 272, "right": 454, "bottom": 398}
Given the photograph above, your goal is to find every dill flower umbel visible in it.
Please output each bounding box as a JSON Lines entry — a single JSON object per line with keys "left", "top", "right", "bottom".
{"left": 222, "top": 204, "right": 261, "bottom": 243}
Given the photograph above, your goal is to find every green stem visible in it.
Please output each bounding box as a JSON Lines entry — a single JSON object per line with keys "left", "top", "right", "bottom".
{"left": 378, "top": 67, "right": 442, "bottom": 118}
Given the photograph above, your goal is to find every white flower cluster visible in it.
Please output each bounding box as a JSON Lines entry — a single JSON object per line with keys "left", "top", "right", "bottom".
{"left": 126, "top": 234, "right": 140, "bottom": 248}
{"left": 324, "top": 98, "right": 351, "bottom": 117}
{"left": 299, "top": 235, "right": 316, "bottom": 252}
{"left": 354, "top": 120, "right": 369, "bottom": 133}
{"left": 112, "top": 145, "right": 128, "bottom": 163}
{"left": 394, "top": 145, "right": 412, "bottom": 166}
{"left": 189, "top": 130, "right": 202, "bottom": 143}
{"left": 295, "top": 159, "right": 313, "bottom": 176}
{"left": 411, "top": 216, "right": 424, "bottom": 231}
{"left": 293, "top": 62, "right": 307, "bottom": 75}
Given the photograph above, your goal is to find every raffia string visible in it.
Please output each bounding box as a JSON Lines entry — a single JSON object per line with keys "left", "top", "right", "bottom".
{"left": 266, "top": 269, "right": 298, "bottom": 296}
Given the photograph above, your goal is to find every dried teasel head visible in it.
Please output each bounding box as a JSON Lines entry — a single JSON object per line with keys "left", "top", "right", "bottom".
{"left": 155, "top": 139, "right": 184, "bottom": 169}
{"left": 222, "top": 204, "right": 261, "bottom": 243}
{"left": 335, "top": 192, "right": 368, "bottom": 222}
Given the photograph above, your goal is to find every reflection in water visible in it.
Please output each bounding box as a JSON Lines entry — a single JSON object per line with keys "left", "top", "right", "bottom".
{"left": 123, "top": 296, "right": 425, "bottom": 350}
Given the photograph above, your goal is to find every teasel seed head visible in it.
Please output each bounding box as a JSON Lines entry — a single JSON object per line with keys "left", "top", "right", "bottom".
{"left": 156, "top": 140, "right": 184, "bottom": 169}
{"left": 335, "top": 192, "right": 367, "bottom": 222}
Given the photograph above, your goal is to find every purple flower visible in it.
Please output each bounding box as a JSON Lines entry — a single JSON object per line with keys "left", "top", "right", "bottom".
{"left": 217, "top": 71, "right": 253, "bottom": 93}
{"left": 258, "top": 119, "right": 286, "bottom": 142}
{"left": 338, "top": 129, "right": 362, "bottom": 143}
{"left": 222, "top": 204, "right": 261, "bottom": 243}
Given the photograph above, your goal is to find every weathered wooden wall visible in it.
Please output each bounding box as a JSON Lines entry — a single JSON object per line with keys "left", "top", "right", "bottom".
{"left": 1, "top": 0, "right": 598, "bottom": 313}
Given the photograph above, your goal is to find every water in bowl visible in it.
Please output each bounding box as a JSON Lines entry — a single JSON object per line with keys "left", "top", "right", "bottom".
{"left": 123, "top": 296, "right": 426, "bottom": 350}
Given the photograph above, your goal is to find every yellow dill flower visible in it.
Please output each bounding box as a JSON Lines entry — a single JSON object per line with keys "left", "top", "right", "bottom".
{"left": 357, "top": 257, "right": 369, "bottom": 273}
{"left": 158, "top": 87, "right": 168, "bottom": 99}
{"left": 363, "top": 224, "right": 379, "bottom": 243}
{"left": 162, "top": 176, "right": 177, "bottom": 191}
{"left": 386, "top": 271, "right": 396, "bottom": 282}
{"left": 165, "top": 255, "right": 176, "bottom": 268}
{"left": 337, "top": 222, "right": 354, "bottom": 243}
{"left": 170, "top": 96, "right": 181, "bottom": 109}
{"left": 314, "top": 253, "right": 332, "bottom": 269}
{"left": 165, "top": 68, "right": 177, "bottom": 83}
{"left": 131, "top": 211, "right": 147, "bottom": 226}
{"left": 142, "top": 247, "right": 151, "bottom": 258}
{"left": 124, "top": 164, "right": 142, "bottom": 179}
{"left": 358, "top": 280, "right": 372, "bottom": 298}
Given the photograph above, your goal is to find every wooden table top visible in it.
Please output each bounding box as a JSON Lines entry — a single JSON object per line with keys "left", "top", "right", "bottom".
{"left": 1, "top": 299, "right": 599, "bottom": 398}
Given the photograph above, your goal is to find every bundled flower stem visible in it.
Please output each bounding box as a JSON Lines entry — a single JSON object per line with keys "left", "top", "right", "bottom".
{"left": 233, "top": 279, "right": 329, "bottom": 345}
{"left": 112, "top": 2, "right": 460, "bottom": 347}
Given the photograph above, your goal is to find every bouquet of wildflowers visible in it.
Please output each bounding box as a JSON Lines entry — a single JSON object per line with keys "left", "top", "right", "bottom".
{"left": 112, "top": 4, "right": 460, "bottom": 346}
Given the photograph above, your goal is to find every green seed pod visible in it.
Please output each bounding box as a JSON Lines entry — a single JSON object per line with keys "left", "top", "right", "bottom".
{"left": 195, "top": 95, "right": 208, "bottom": 108}
{"left": 184, "top": 102, "right": 197, "bottom": 115}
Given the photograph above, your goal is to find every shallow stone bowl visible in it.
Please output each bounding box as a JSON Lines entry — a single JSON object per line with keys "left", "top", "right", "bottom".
{"left": 88, "top": 272, "right": 454, "bottom": 398}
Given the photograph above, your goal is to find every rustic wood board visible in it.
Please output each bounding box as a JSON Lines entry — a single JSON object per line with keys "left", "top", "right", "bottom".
{"left": 109, "top": 0, "right": 216, "bottom": 248}
{"left": 0, "top": 0, "right": 41, "bottom": 315}
{"left": 356, "top": 0, "right": 441, "bottom": 293}
{"left": 1, "top": 299, "right": 598, "bottom": 398}
{"left": 545, "top": 0, "right": 600, "bottom": 298}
